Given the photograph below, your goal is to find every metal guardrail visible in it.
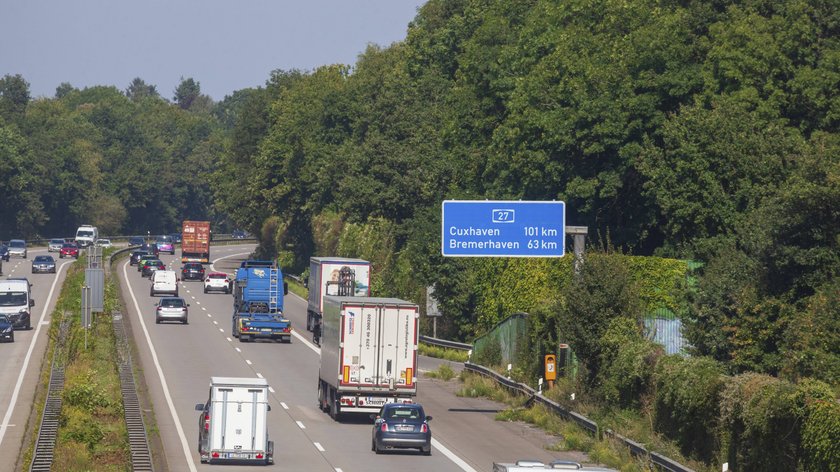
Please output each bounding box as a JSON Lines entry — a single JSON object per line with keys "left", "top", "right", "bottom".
{"left": 462, "top": 362, "right": 695, "bottom": 472}
{"left": 419, "top": 335, "right": 472, "bottom": 351}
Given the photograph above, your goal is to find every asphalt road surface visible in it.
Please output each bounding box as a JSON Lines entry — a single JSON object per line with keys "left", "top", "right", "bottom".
{"left": 118, "top": 244, "right": 587, "bottom": 471}
{"left": 0, "top": 247, "right": 75, "bottom": 470}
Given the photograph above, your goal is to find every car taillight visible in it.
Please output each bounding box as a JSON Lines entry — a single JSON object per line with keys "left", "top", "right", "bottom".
{"left": 380, "top": 422, "right": 388, "bottom": 432}
{"left": 204, "top": 414, "right": 210, "bottom": 431}
{"left": 421, "top": 424, "right": 428, "bottom": 433}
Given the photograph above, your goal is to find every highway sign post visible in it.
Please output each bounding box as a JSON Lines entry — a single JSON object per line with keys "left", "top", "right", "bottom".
{"left": 441, "top": 200, "right": 565, "bottom": 257}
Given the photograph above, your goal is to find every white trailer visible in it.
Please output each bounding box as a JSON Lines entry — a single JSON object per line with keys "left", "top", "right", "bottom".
{"left": 195, "top": 377, "right": 273, "bottom": 464}
{"left": 306, "top": 257, "right": 370, "bottom": 331}
{"left": 317, "top": 296, "right": 419, "bottom": 420}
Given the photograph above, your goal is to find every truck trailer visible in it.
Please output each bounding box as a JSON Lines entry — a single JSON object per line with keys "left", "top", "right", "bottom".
{"left": 195, "top": 377, "right": 274, "bottom": 465}
{"left": 232, "top": 261, "right": 291, "bottom": 343}
{"left": 317, "top": 296, "right": 419, "bottom": 420}
{"left": 181, "top": 220, "right": 210, "bottom": 263}
{"left": 306, "top": 257, "right": 371, "bottom": 332}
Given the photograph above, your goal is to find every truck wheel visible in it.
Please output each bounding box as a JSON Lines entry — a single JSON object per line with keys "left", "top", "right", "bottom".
{"left": 317, "top": 381, "right": 326, "bottom": 411}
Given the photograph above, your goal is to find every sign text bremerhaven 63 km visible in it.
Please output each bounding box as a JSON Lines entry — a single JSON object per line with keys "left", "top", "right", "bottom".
{"left": 441, "top": 200, "right": 565, "bottom": 257}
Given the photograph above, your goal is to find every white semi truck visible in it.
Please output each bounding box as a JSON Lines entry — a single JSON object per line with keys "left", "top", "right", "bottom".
{"left": 306, "top": 257, "right": 371, "bottom": 332}
{"left": 195, "top": 377, "right": 274, "bottom": 465}
{"left": 317, "top": 296, "right": 419, "bottom": 420}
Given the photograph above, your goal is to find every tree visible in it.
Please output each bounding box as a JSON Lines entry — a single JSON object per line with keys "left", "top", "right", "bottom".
{"left": 55, "top": 82, "right": 76, "bottom": 99}
{"left": 0, "top": 74, "right": 30, "bottom": 124}
{"left": 125, "top": 77, "right": 159, "bottom": 101}
{"left": 174, "top": 77, "right": 201, "bottom": 110}
{"left": 555, "top": 252, "right": 643, "bottom": 386}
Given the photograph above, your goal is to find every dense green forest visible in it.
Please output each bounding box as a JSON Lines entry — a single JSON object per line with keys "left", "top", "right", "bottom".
{"left": 2, "top": 0, "right": 838, "bottom": 469}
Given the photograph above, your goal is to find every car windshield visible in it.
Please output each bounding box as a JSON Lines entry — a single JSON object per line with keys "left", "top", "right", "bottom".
{"left": 50, "top": 239, "right": 64, "bottom": 244}
{"left": 10, "top": 241, "right": 25, "bottom": 248}
{"left": 77, "top": 230, "right": 94, "bottom": 238}
{"left": 160, "top": 299, "right": 185, "bottom": 308}
{"left": 385, "top": 406, "right": 424, "bottom": 420}
{"left": 63, "top": 243, "right": 76, "bottom": 248}
{"left": 34, "top": 256, "right": 52, "bottom": 262}
{"left": 0, "top": 314, "right": 9, "bottom": 323}
{"left": 0, "top": 292, "right": 27, "bottom": 306}
{"left": 157, "top": 236, "right": 172, "bottom": 242}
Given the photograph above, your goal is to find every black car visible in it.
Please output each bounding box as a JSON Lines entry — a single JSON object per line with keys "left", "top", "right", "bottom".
{"left": 31, "top": 255, "right": 57, "bottom": 274}
{"left": 139, "top": 242, "right": 159, "bottom": 257}
{"left": 181, "top": 262, "right": 205, "bottom": 281}
{"left": 0, "top": 314, "right": 13, "bottom": 342}
{"left": 128, "top": 236, "right": 145, "bottom": 246}
{"left": 371, "top": 403, "right": 432, "bottom": 455}
{"left": 141, "top": 259, "right": 166, "bottom": 277}
{"left": 130, "top": 250, "right": 152, "bottom": 266}
{"left": 231, "top": 230, "right": 248, "bottom": 239}
{"left": 0, "top": 245, "right": 9, "bottom": 262}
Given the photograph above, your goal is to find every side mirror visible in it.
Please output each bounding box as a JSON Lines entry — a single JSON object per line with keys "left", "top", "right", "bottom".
{"left": 195, "top": 403, "right": 205, "bottom": 411}
{"left": 369, "top": 414, "right": 377, "bottom": 421}
{"left": 303, "top": 277, "right": 309, "bottom": 286}
{"left": 284, "top": 282, "right": 289, "bottom": 295}
{"left": 187, "top": 304, "right": 191, "bottom": 307}
{"left": 30, "top": 299, "right": 35, "bottom": 307}
{"left": 267, "top": 405, "right": 272, "bottom": 411}
{"left": 426, "top": 416, "right": 433, "bottom": 421}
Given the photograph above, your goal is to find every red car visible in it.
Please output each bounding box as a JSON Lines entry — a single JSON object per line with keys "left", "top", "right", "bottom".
{"left": 59, "top": 242, "right": 80, "bottom": 259}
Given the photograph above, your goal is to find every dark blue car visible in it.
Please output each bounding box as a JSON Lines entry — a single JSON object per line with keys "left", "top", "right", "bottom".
{"left": 0, "top": 314, "right": 14, "bottom": 342}
{"left": 371, "top": 403, "right": 432, "bottom": 455}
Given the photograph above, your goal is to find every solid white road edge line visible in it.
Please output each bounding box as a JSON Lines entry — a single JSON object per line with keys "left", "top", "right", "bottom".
{"left": 288, "top": 291, "right": 478, "bottom": 472}
{"left": 431, "top": 438, "right": 479, "bottom": 472}
{"left": 0, "top": 259, "right": 73, "bottom": 447}
{"left": 122, "top": 260, "right": 198, "bottom": 472}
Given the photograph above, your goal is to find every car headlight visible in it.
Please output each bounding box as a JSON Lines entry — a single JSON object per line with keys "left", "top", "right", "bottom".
{"left": 2, "top": 326, "right": 11, "bottom": 333}
{"left": 18, "top": 309, "right": 29, "bottom": 317}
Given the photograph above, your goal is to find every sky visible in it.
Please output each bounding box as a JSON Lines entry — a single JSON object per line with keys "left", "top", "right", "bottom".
{"left": 1, "top": 0, "right": 426, "bottom": 101}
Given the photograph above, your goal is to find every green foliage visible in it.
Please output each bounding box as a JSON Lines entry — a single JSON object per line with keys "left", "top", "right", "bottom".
{"left": 801, "top": 397, "right": 840, "bottom": 472}
{"left": 781, "top": 278, "right": 840, "bottom": 385}
{"left": 719, "top": 373, "right": 801, "bottom": 472}
{"left": 597, "top": 318, "right": 660, "bottom": 408}
{"left": 653, "top": 356, "right": 725, "bottom": 463}
{"left": 418, "top": 343, "right": 470, "bottom": 363}
{"left": 64, "top": 370, "right": 111, "bottom": 413}
{"left": 425, "top": 363, "right": 456, "bottom": 381}
{"left": 60, "top": 406, "right": 104, "bottom": 451}
{"left": 473, "top": 338, "right": 502, "bottom": 367}
{"left": 556, "top": 253, "right": 643, "bottom": 387}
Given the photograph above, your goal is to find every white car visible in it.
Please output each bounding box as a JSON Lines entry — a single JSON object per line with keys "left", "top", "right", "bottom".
{"left": 48, "top": 238, "right": 66, "bottom": 252}
{"left": 204, "top": 272, "right": 232, "bottom": 294}
{"left": 151, "top": 270, "right": 179, "bottom": 296}
{"left": 96, "top": 239, "right": 113, "bottom": 248}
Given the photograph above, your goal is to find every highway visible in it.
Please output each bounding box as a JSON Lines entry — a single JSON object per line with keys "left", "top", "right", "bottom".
{"left": 118, "top": 244, "right": 586, "bottom": 471}
{"left": 0, "top": 247, "right": 75, "bottom": 470}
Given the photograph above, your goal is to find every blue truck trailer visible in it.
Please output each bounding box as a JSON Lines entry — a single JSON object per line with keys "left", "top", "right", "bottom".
{"left": 232, "top": 261, "right": 292, "bottom": 343}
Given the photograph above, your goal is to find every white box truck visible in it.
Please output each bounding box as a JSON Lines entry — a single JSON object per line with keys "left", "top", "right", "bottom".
{"left": 195, "top": 377, "right": 273, "bottom": 465}
{"left": 317, "top": 296, "right": 419, "bottom": 420}
{"left": 306, "top": 257, "right": 371, "bottom": 332}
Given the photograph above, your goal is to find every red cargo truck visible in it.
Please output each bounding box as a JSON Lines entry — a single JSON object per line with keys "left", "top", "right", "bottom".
{"left": 182, "top": 220, "right": 210, "bottom": 263}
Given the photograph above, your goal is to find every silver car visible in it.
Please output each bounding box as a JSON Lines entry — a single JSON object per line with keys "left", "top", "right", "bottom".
{"left": 7, "top": 239, "right": 27, "bottom": 259}
{"left": 48, "top": 238, "right": 65, "bottom": 252}
{"left": 155, "top": 297, "right": 189, "bottom": 324}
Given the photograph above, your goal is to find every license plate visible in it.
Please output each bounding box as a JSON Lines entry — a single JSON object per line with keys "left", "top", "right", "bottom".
{"left": 261, "top": 328, "right": 273, "bottom": 332}
{"left": 397, "top": 425, "right": 415, "bottom": 432}
{"left": 226, "top": 453, "right": 246, "bottom": 459}
{"left": 366, "top": 397, "right": 387, "bottom": 406}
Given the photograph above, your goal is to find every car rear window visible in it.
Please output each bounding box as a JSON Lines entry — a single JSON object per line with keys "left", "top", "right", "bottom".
{"left": 386, "top": 406, "right": 423, "bottom": 419}
{"left": 160, "top": 299, "right": 184, "bottom": 308}
{"left": 10, "top": 241, "right": 25, "bottom": 248}
{"left": 208, "top": 273, "right": 227, "bottom": 279}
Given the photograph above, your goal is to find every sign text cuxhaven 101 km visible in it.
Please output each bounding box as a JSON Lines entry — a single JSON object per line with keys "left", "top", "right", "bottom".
{"left": 441, "top": 200, "right": 565, "bottom": 257}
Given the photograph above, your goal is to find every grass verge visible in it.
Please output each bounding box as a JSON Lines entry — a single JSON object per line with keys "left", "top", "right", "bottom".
{"left": 457, "top": 371, "right": 715, "bottom": 472}
{"left": 424, "top": 363, "right": 456, "bottom": 381}
{"left": 22, "top": 254, "right": 130, "bottom": 471}
{"left": 418, "top": 342, "right": 470, "bottom": 362}
{"left": 285, "top": 276, "right": 307, "bottom": 299}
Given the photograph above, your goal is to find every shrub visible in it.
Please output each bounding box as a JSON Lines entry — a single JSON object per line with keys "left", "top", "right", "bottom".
{"left": 598, "top": 317, "right": 661, "bottom": 408}
{"left": 653, "top": 355, "right": 725, "bottom": 463}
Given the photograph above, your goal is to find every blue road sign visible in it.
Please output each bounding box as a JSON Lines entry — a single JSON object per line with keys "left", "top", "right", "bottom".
{"left": 441, "top": 200, "right": 566, "bottom": 257}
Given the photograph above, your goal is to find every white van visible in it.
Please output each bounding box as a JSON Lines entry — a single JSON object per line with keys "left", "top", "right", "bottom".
{"left": 75, "top": 225, "right": 98, "bottom": 248}
{"left": 151, "top": 270, "right": 178, "bottom": 297}
{"left": 0, "top": 278, "right": 34, "bottom": 330}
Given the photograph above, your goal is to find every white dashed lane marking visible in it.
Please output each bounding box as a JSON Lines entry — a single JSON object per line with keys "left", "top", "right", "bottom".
{"left": 269, "top": 387, "right": 275, "bottom": 393}
{"left": 245, "top": 360, "right": 252, "bottom": 365}
{"left": 296, "top": 421, "right": 305, "bottom": 429}
{"left": 314, "top": 442, "right": 325, "bottom": 452}
{"left": 280, "top": 402, "right": 289, "bottom": 410}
